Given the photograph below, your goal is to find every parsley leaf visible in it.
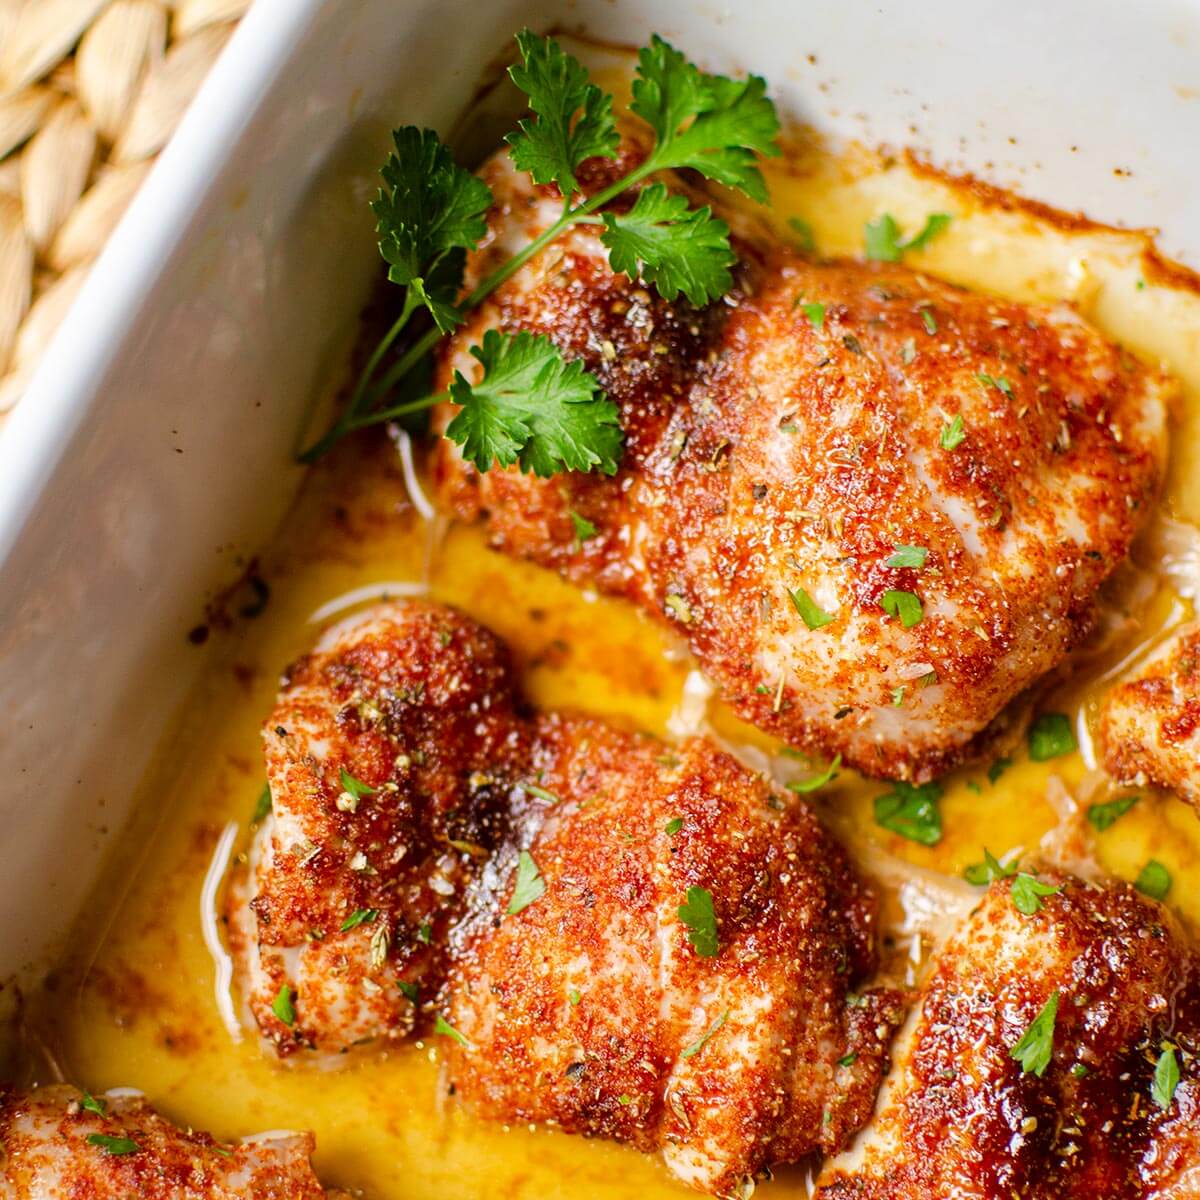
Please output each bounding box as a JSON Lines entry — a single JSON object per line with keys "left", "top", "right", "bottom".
{"left": 800, "top": 301, "right": 826, "bottom": 330}
{"left": 80, "top": 1091, "right": 107, "bottom": 1116}
{"left": 939, "top": 413, "right": 965, "bottom": 450}
{"left": 601, "top": 183, "right": 735, "bottom": 305}
{"left": 570, "top": 510, "right": 597, "bottom": 542}
{"left": 886, "top": 545, "right": 927, "bottom": 569}
{"left": 1011, "top": 873, "right": 1062, "bottom": 915}
{"left": 987, "top": 757, "right": 1013, "bottom": 785}
{"left": 1028, "top": 712, "right": 1076, "bottom": 761}
{"left": 87, "top": 1133, "right": 139, "bottom": 1155}
{"left": 881, "top": 589, "right": 923, "bottom": 628}
{"left": 446, "top": 329, "right": 621, "bottom": 477}
{"left": 1152, "top": 1045, "right": 1181, "bottom": 1108}
{"left": 963, "top": 847, "right": 1017, "bottom": 886}
{"left": 787, "top": 754, "right": 841, "bottom": 794}
{"left": 340, "top": 907, "right": 378, "bottom": 932}
{"left": 664, "top": 816, "right": 684, "bottom": 836}
{"left": 339, "top": 768, "right": 377, "bottom": 800}
{"left": 681, "top": 1009, "right": 730, "bottom": 1059}
{"left": 788, "top": 215, "right": 816, "bottom": 253}
{"left": 1135, "top": 859, "right": 1172, "bottom": 901}
{"left": 678, "top": 885, "right": 719, "bottom": 957}
{"left": 631, "top": 35, "right": 781, "bottom": 202}
{"left": 976, "top": 371, "right": 1014, "bottom": 397}
{"left": 1010, "top": 990, "right": 1059, "bottom": 1077}
{"left": 371, "top": 126, "right": 493, "bottom": 333}
{"left": 506, "top": 30, "right": 619, "bottom": 203}
{"left": 252, "top": 783, "right": 272, "bottom": 825}
{"left": 864, "top": 212, "right": 951, "bottom": 262}
{"left": 398, "top": 980, "right": 419, "bottom": 1003}
{"left": 271, "top": 984, "right": 296, "bottom": 1027}
{"left": 435, "top": 1014, "right": 472, "bottom": 1047}
{"left": 874, "top": 780, "right": 943, "bottom": 846}
{"left": 507, "top": 849, "right": 546, "bottom": 914}
{"left": 1087, "top": 794, "right": 1138, "bottom": 832}
{"left": 790, "top": 586, "right": 836, "bottom": 630}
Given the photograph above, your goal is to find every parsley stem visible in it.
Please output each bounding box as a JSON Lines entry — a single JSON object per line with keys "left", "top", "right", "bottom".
{"left": 343, "top": 390, "right": 449, "bottom": 430}
{"left": 359, "top": 161, "right": 659, "bottom": 416}
{"left": 299, "top": 291, "right": 419, "bottom": 460}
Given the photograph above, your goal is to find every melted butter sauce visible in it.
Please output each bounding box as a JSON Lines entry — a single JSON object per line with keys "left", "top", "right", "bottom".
{"left": 20, "top": 48, "right": 1200, "bottom": 1200}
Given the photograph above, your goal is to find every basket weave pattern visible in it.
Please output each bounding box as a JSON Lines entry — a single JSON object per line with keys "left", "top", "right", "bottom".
{"left": 0, "top": 0, "right": 249, "bottom": 421}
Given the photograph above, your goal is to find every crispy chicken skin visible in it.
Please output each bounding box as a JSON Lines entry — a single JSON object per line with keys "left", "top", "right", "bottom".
{"left": 430, "top": 148, "right": 1171, "bottom": 782}
{"left": 0, "top": 1085, "right": 340, "bottom": 1199}
{"left": 815, "top": 874, "right": 1200, "bottom": 1199}
{"left": 227, "top": 601, "right": 526, "bottom": 1055}
{"left": 229, "top": 600, "right": 903, "bottom": 1191}
{"left": 1100, "top": 620, "right": 1200, "bottom": 808}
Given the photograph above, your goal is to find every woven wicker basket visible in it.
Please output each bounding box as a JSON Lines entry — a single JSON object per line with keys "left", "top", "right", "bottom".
{"left": 0, "top": 0, "right": 250, "bottom": 423}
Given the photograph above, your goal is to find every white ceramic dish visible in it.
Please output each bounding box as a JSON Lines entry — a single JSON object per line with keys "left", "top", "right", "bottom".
{"left": 1, "top": 0, "right": 1198, "bottom": 989}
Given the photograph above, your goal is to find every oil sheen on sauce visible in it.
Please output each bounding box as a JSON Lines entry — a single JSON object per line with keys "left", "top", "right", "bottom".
{"left": 19, "top": 50, "right": 1200, "bottom": 1200}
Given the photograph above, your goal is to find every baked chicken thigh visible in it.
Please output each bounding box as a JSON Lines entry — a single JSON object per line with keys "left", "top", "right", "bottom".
{"left": 815, "top": 873, "right": 1200, "bottom": 1198}
{"left": 0, "top": 1085, "right": 341, "bottom": 1199}
{"left": 431, "top": 149, "right": 1171, "bottom": 781}
{"left": 228, "top": 600, "right": 902, "bottom": 1192}
{"left": 1100, "top": 620, "right": 1200, "bottom": 808}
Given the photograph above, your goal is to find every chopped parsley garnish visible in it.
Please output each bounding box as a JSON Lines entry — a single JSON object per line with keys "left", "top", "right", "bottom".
{"left": 678, "top": 885, "right": 720, "bottom": 957}
{"left": 1011, "top": 990, "right": 1059, "bottom": 1077}
{"left": 1152, "top": 1045, "right": 1181, "bottom": 1108}
{"left": 570, "top": 511, "right": 598, "bottom": 542}
{"left": 680, "top": 1009, "right": 730, "bottom": 1059}
{"left": 920, "top": 306, "right": 938, "bottom": 334}
{"left": 398, "top": 980, "right": 419, "bottom": 1003}
{"left": 963, "top": 847, "right": 1017, "bottom": 886}
{"left": 1010, "top": 873, "right": 1062, "bottom": 916}
{"left": 664, "top": 816, "right": 684, "bottom": 836}
{"left": 507, "top": 849, "right": 546, "bottom": 914}
{"left": 87, "top": 1133, "right": 139, "bottom": 1155}
{"left": 339, "top": 768, "right": 377, "bottom": 801}
{"left": 976, "top": 372, "right": 1014, "bottom": 397}
{"left": 864, "top": 212, "right": 951, "bottom": 262}
{"left": 303, "top": 31, "right": 781, "bottom": 465}
{"left": 885, "top": 545, "right": 927, "bottom": 569}
{"left": 525, "top": 782, "right": 561, "bottom": 804}
{"left": 787, "top": 754, "right": 841, "bottom": 794}
{"left": 987, "top": 756, "right": 1013, "bottom": 785}
{"left": 800, "top": 301, "right": 826, "bottom": 330}
{"left": 1135, "top": 859, "right": 1172, "bottom": 901}
{"left": 788, "top": 215, "right": 816, "bottom": 253}
{"left": 340, "top": 908, "right": 378, "bottom": 932}
{"left": 80, "top": 1091, "right": 107, "bottom": 1116}
{"left": 891, "top": 686, "right": 906, "bottom": 707}
{"left": 271, "top": 983, "right": 297, "bottom": 1027}
{"left": 1071, "top": 1063, "right": 1089, "bottom": 1079}
{"left": 1028, "top": 712, "right": 1077, "bottom": 761}
{"left": 568, "top": 988, "right": 582, "bottom": 1006}
{"left": 880, "top": 589, "right": 923, "bottom": 628}
{"left": 790, "top": 586, "right": 835, "bottom": 630}
{"left": 939, "top": 414, "right": 965, "bottom": 450}
{"left": 1086, "top": 794, "right": 1139, "bottom": 832}
{"left": 252, "top": 783, "right": 272, "bottom": 824}
{"left": 434, "top": 1014, "right": 471, "bottom": 1047}
{"left": 837, "top": 1052, "right": 858, "bottom": 1068}
{"left": 873, "top": 780, "right": 943, "bottom": 846}
{"left": 416, "top": 922, "right": 432, "bottom": 944}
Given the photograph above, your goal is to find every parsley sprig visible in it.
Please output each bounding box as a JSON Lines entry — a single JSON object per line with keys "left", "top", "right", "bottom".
{"left": 301, "top": 31, "right": 780, "bottom": 469}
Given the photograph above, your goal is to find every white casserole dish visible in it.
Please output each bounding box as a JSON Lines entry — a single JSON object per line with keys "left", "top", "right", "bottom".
{"left": 0, "top": 0, "right": 1198, "bottom": 991}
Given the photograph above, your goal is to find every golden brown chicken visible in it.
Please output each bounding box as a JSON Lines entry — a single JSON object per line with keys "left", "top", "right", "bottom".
{"left": 1100, "top": 620, "right": 1200, "bottom": 808}
{"left": 228, "top": 600, "right": 903, "bottom": 1192}
{"left": 430, "top": 149, "right": 1171, "bottom": 782}
{"left": 815, "top": 872, "right": 1200, "bottom": 1198}
{"left": 0, "top": 1084, "right": 342, "bottom": 1199}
